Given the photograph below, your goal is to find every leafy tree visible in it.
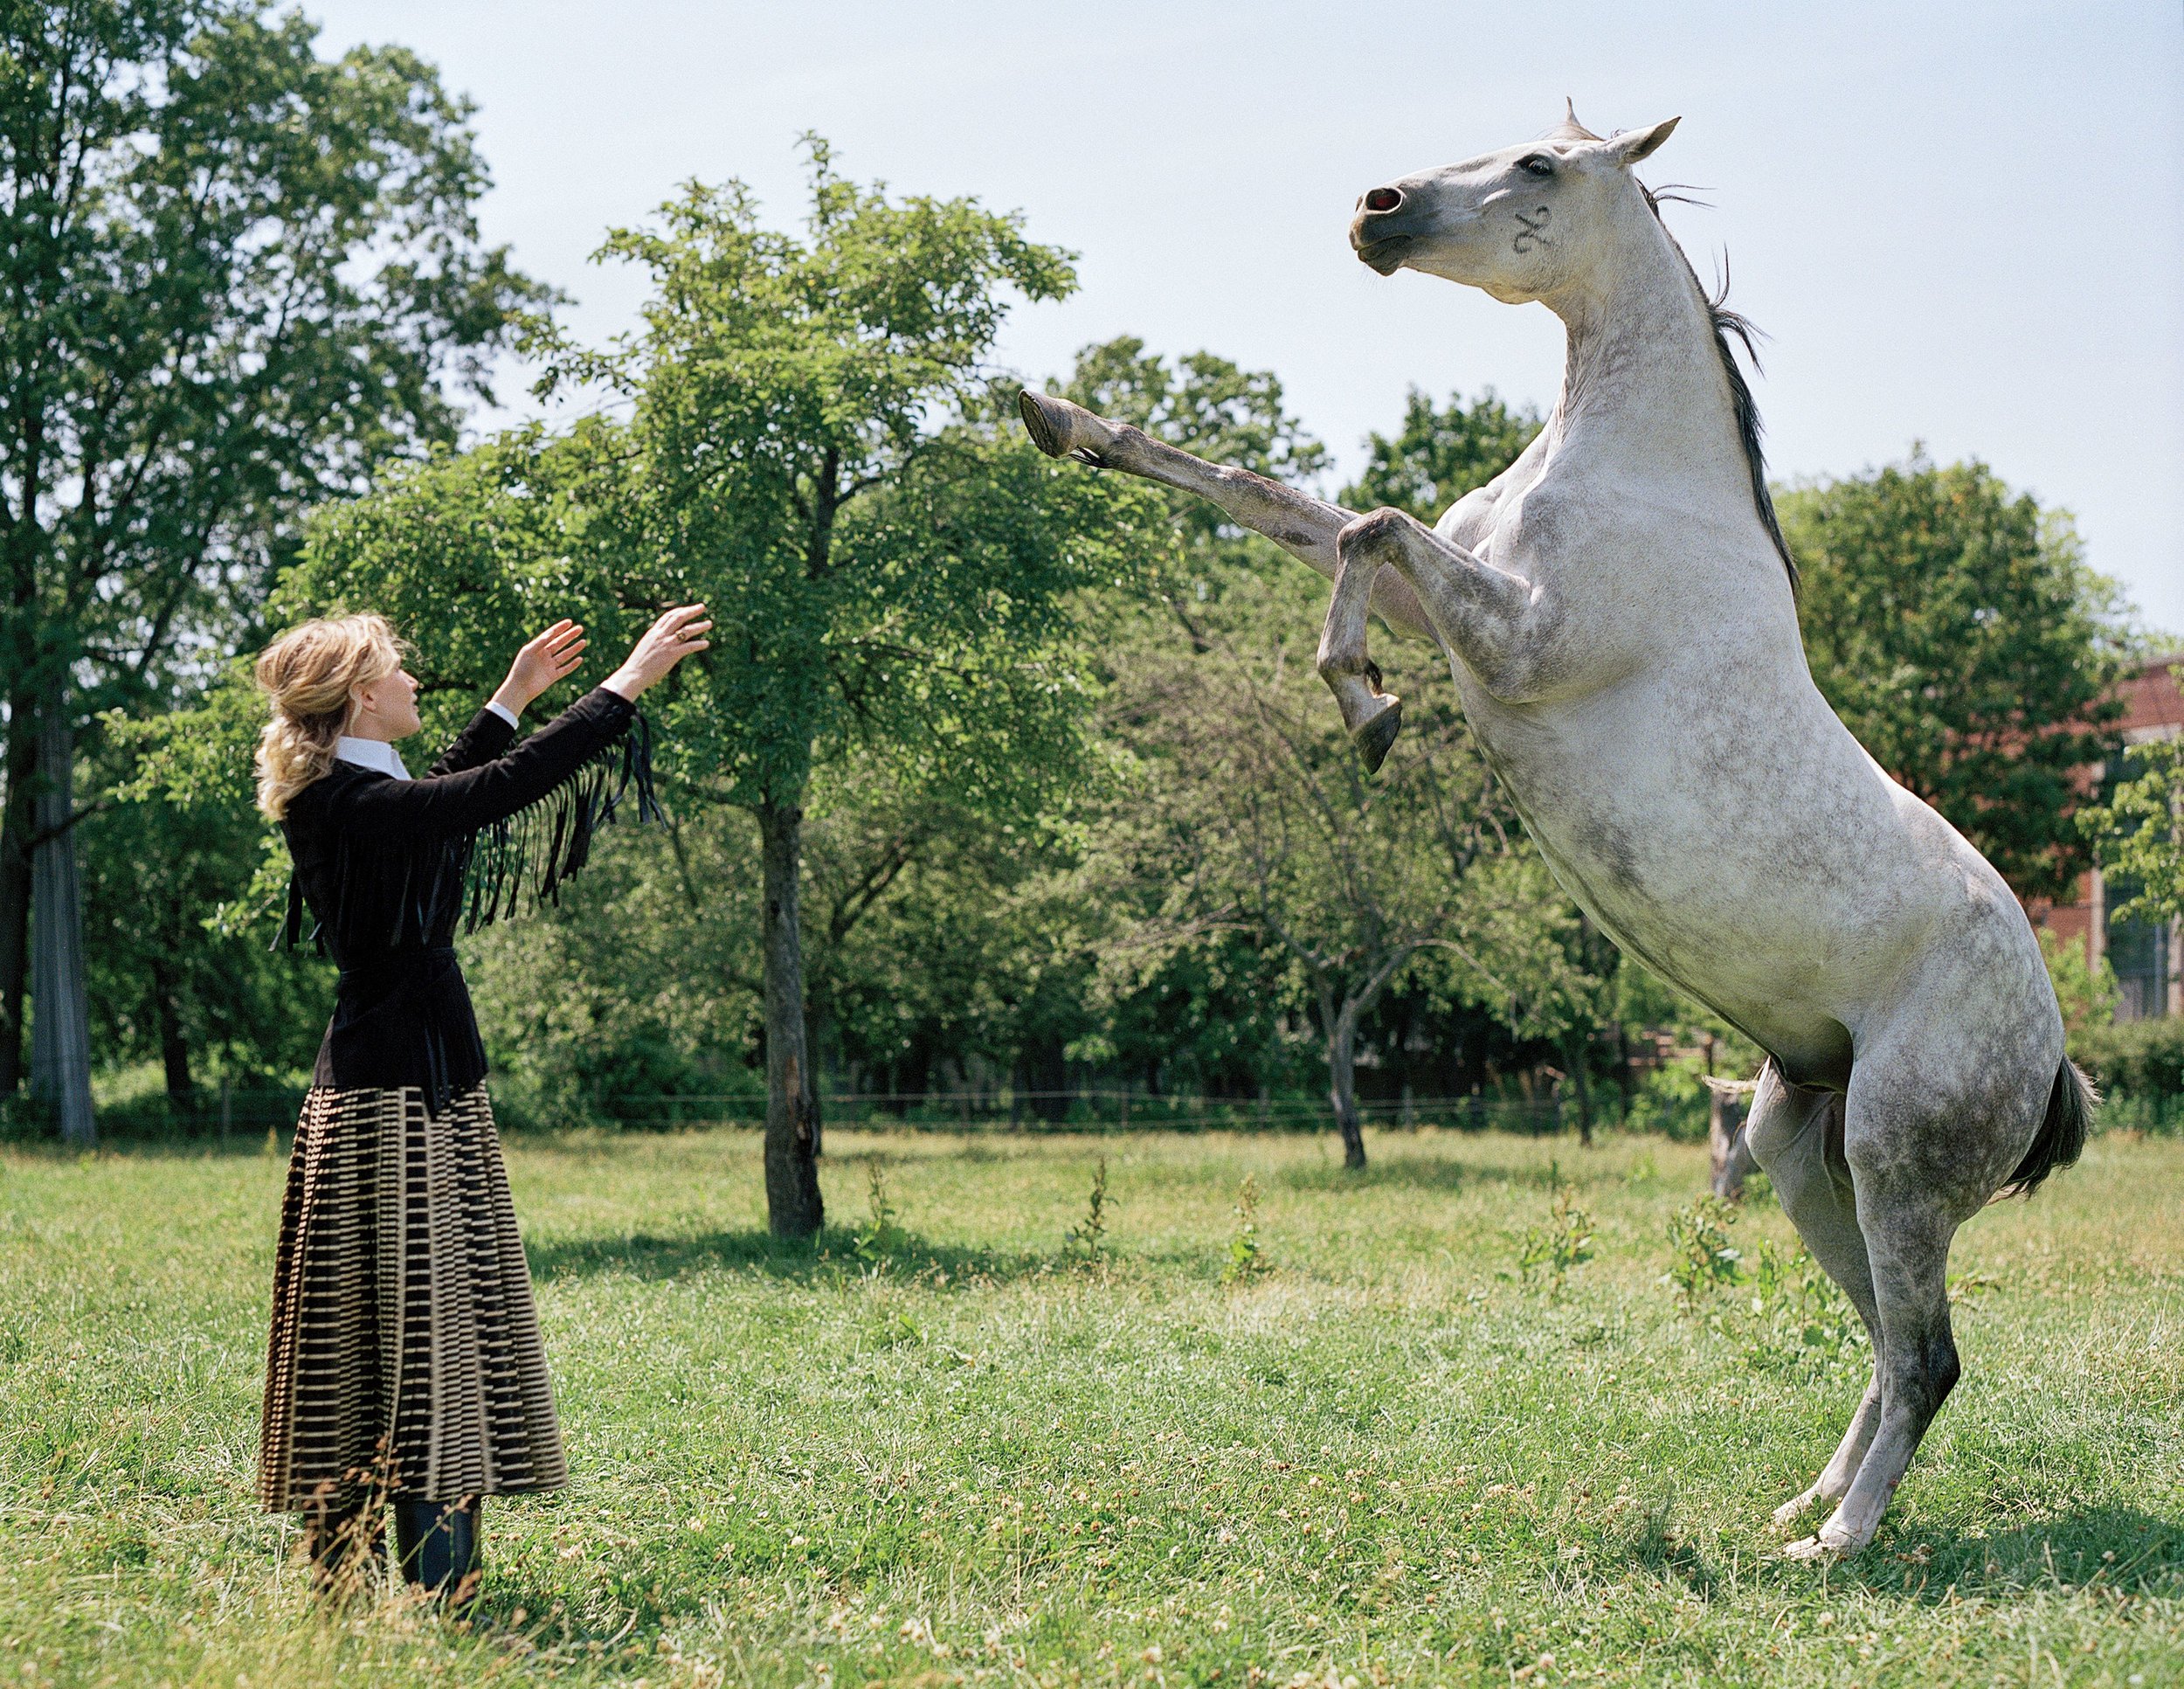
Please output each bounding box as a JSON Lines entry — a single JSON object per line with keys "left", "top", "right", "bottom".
{"left": 292, "top": 145, "right": 1165, "bottom": 1234}
{"left": 2083, "top": 696, "right": 2184, "bottom": 925}
{"left": 0, "top": 1, "right": 545, "bottom": 1139}
{"left": 1061, "top": 339, "right": 1336, "bottom": 641}
{"left": 1780, "top": 453, "right": 2130, "bottom": 902}
{"left": 460, "top": 804, "right": 762, "bottom": 1126}
{"left": 1340, "top": 388, "right": 1543, "bottom": 523}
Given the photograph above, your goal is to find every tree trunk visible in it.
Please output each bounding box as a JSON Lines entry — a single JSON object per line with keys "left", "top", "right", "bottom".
{"left": 0, "top": 691, "right": 34, "bottom": 1096}
{"left": 29, "top": 682, "right": 94, "bottom": 1146}
{"left": 758, "top": 799, "right": 823, "bottom": 1237}
{"left": 150, "top": 957, "right": 194, "bottom": 1108}
{"left": 1314, "top": 948, "right": 1421, "bottom": 1172}
{"left": 1561, "top": 1030, "right": 1594, "bottom": 1146}
{"left": 1327, "top": 999, "right": 1366, "bottom": 1170}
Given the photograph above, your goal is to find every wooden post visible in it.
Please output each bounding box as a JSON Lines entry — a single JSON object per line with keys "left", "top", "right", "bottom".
{"left": 1704, "top": 1076, "right": 1758, "bottom": 1201}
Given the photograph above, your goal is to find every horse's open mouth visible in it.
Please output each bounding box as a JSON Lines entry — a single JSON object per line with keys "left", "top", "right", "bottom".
{"left": 1356, "top": 237, "right": 1412, "bottom": 276}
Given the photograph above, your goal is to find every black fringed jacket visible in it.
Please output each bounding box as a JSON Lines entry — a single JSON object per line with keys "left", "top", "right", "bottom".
{"left": 280, "top": 686, "right": 653, "bottom": 1111}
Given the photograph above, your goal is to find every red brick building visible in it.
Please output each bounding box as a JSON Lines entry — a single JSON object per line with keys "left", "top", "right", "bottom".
{"left": 2035, "top": 654, "right": 2184, "bottom": 1020}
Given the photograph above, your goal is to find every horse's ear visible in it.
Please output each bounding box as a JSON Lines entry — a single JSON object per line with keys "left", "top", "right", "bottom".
{"left": 1550, "top": 98, "right": 1601, "bottom": 143}
{"left": 1603, "top": 116, "right": 1680, "bottom": 167}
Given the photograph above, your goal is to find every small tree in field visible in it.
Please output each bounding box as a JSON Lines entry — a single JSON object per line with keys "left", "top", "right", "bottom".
{"left": 2082, "top": 671, "right": 2183, "bottom": 931}
{"left": 1107, "top": 571, "right": 1587, "bottom": 1169}
{"left": 294, "top": 145, "right": 1164, "bottom": 1235}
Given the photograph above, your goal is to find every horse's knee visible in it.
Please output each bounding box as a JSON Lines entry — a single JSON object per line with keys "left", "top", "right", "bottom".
{"left": 1315, "top": 639, "right": 1383, "bottom": 686}
{"left": 1337, "top": 507, "right": 1410, "bottom": 561}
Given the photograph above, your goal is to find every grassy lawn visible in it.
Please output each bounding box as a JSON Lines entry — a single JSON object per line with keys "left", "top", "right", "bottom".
{"left": 1, "top": 1125, "right": 2178, "bottom": 1687}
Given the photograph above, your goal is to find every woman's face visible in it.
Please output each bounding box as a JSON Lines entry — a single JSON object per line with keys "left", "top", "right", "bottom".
{"left": 349, "top": 664, "right": 422, "bottom": 741}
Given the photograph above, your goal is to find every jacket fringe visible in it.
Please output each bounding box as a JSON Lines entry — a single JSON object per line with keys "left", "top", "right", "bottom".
{"left": 280, "top": 711, "right": 658, "bottom": 954}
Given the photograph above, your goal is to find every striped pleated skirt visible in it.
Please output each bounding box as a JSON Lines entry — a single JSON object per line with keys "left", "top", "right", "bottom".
{"left": 258, "top": 1084, "right": 567, "bottom": 1512}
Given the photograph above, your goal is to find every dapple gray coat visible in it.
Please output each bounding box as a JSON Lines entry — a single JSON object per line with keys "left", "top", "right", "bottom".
{"left": 1018, "top": 106, "right": 2091, "bottom": 1557}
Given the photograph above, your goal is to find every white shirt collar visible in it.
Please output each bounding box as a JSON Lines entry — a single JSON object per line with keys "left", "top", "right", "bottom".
{"left": 334, "top": 737, "right": 411, "bottom": 781}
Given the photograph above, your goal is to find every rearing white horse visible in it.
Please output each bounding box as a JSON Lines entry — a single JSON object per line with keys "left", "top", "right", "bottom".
{"left": 1019, "top": 105, "right": 2091, "bottom": 1559}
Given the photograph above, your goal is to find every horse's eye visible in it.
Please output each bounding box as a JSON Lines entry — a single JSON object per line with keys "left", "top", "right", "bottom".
{"left": 1518, "top": 154, "right": 1555, "bottom": 177}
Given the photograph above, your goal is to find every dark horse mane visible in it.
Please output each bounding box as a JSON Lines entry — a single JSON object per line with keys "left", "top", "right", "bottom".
{"left": 1636, "top": 177, "right": 1799, "bottom": 594}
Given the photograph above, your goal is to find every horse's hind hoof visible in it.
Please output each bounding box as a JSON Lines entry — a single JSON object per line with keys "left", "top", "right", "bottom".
{"left": 1018, "top": 390, "right": 1115, "bottom": 465}
{"left": 1352, "top": 696, "right": 1403, "bottom": 773}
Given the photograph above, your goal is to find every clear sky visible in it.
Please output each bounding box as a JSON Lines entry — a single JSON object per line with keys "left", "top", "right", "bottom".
{"left": 308, "top": 0, "right": 2184, "bottom": 632}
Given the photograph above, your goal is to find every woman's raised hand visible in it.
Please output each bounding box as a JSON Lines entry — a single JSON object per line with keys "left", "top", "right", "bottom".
{"left": 604, "top": 605, "right": 712, "bottom": 702}
{"left": 491, "top": 620, "right": 588, "bottom": 717}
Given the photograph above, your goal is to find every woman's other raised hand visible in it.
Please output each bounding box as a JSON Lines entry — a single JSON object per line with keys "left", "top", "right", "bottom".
{"left": 604, "top": 605, "right": 712, "bottom": 702}
{"left": 490, "top": 620, "right": 589, "bottom": 718}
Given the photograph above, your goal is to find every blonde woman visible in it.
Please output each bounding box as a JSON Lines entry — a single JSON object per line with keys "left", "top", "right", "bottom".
{"left": 251, "top": 604, "right": 708, "bottom": 1601}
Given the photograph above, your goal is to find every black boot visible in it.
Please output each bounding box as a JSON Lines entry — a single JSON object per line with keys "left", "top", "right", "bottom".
{"left": 394, "top": 1497, "right": 481, "bottom": 1606}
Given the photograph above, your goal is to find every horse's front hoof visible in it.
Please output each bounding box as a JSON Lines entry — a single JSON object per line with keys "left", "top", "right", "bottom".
{"left": 1351, "top": 696, "right": 1402, "bottom": 773}
{"left": 1018, "top": 391, "right": 1115, "bottom": 465}
{"left": 1780, "top": 1533, "right": 1838, "bottom": 1563}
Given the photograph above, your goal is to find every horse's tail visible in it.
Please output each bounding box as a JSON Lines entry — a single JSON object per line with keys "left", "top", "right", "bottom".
{"left": 1999, "top": 1057, "right": 2097, "bottom": 1200}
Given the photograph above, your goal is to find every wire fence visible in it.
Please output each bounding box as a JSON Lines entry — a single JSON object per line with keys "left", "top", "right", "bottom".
{"left": 60, "top": 1084, "right": 1587, "bottom": 1141}
{"left": 52, "top": 1080, "right": 2184, "bottom": 1146}
{"left": 591, "top": 1089, "right": 1579, "bottom": 1136}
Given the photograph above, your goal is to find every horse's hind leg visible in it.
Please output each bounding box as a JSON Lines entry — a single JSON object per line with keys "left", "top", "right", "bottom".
{"left": 1743, "top": 1063, "right": 1884, "bottom": 1527}
{"left": 1784, "top": 1179, "right": 1962, "bottom": 1559}
{"left": 1780, "top": 1027, "right": 2051, "bottom": 1559}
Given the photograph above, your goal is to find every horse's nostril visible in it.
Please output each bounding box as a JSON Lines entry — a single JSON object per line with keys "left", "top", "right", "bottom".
{"left": 1364, "top": 188, "right": 1401, "bottom": 213}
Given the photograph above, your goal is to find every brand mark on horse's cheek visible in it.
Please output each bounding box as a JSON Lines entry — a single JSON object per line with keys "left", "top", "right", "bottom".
{"left": 1512, "top": 205, "right": 1552, "bottom": 255}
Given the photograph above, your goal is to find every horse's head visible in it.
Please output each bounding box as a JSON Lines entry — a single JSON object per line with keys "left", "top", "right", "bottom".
{"left": 1350, "top": 103, "right": 1679, "bottom": 303}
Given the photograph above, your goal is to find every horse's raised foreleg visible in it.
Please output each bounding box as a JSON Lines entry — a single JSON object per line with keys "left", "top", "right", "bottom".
{"left": 1316, "top": 524, "right": 1406, "bottom": 772}
{"left": 1017, "top": 391, "right": 1434, "bottom": 641}
{"left": 1317, "top": 507, "right": 1553, "bottom": 770}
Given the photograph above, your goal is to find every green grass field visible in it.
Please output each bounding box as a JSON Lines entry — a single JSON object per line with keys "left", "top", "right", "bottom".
{"left": 2, "top": 1125, "right": 2178, "bottom": 1686}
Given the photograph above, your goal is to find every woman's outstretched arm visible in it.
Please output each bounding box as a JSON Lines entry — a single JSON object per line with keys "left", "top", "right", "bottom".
{"left": 342, "top": 606, "right": 710, "bottom": 835}
{"left": 427, "top": 620, "right": 591, "bottom": 777}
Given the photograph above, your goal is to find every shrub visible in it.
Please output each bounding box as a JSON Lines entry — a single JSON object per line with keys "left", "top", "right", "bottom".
{"left": 2071, "top": 1015, "right": 2184, "bottom": 1132}
{"left": 852, "top": 1161, "right": 909, "bottom": 1264}
{"left": 1065, "top": 1155, "right": 1111, "bottom": 1264}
